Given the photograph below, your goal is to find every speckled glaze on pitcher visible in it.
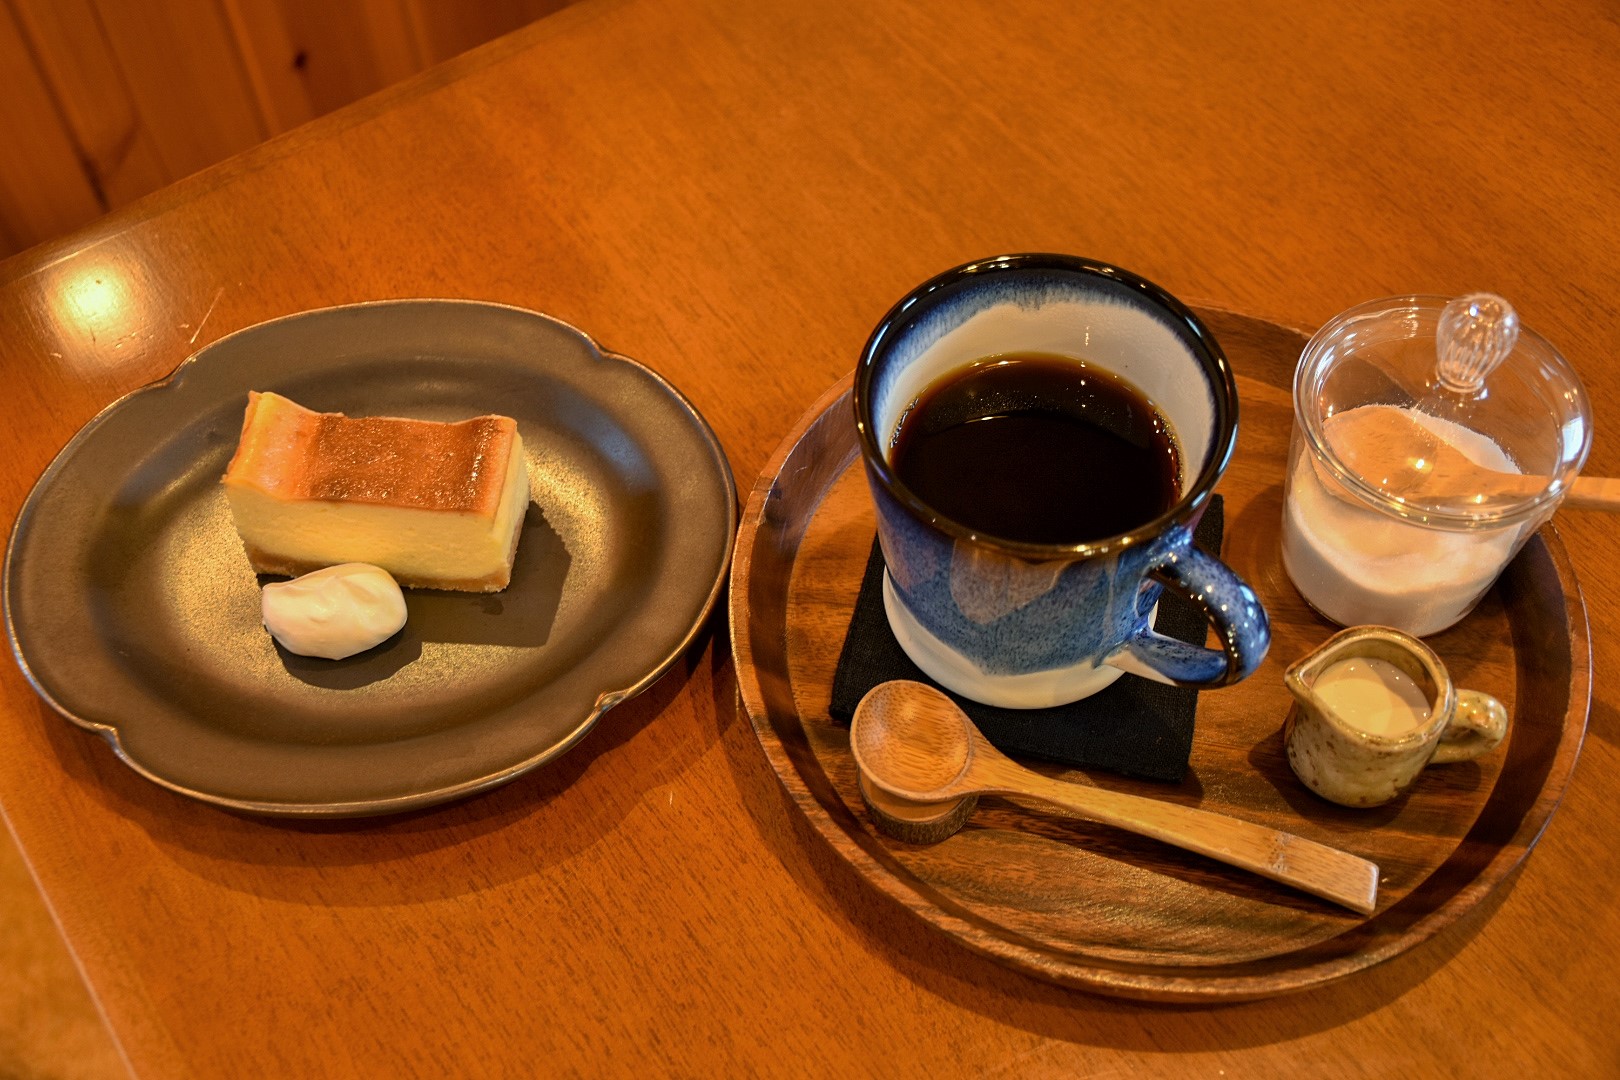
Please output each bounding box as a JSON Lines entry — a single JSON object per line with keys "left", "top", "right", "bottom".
{"left": 1284, "top": 625, "right": 1508, "bottom": 808}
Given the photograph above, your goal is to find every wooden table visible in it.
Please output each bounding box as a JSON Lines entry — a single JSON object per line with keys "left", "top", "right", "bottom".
{"left": 4, "top": 1, "right": 1617, "bottom": 1075}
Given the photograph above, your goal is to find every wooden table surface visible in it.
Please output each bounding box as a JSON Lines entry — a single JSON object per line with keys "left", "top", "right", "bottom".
{"left": 4, "top": 1, "right": 1618, "bottom": 1075}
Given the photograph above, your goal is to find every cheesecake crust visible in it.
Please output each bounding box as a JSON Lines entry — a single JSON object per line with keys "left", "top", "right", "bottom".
{"left": 239, "top": 541, "right": 520, "bottom": 593}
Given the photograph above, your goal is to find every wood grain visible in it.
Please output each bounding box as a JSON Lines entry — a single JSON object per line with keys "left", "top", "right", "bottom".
{"left": 732, "top": 311, "right": 1586, "bottom": 997}
{"left": 0, "top": 1, "right": 104, "bottom": 250}
{"left": 401, "top": 0, "right": 570, "bottom": 66}
{"left": 0, "top": 827, "right": 124, "bottom": 1080}
{"left": 0, "top": 0, "right": 574, "bottom": 258}
{"left": 90, "top": 0, "right": 268, "bottom": 180}
{"left": 850, "top": 681, "right": 1382, "bottom": 916}
{"left": 7, "top": 0, "right": 170, "bottom": 209}
{"left": 2, "top": 0, "right": 1619, "bottom": 1075}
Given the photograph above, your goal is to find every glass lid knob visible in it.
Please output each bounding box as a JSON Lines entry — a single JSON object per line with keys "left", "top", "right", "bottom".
{"left": 1435, "top": 293, "right": 1519, "bottom": 394}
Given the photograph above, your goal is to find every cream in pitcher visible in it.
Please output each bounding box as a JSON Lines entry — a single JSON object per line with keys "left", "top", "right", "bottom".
{"left": 1284, "top": 626, "right": 1508, "bottom": 808}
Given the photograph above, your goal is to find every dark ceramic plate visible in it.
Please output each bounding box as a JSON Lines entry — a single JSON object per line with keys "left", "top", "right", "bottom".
{"left": 4, "top": 300, "right": 737, "bottom": 816}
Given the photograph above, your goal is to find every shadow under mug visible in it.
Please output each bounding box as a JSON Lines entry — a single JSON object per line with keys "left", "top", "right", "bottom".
{"left": 853, "top": 253, "right": 1270, "bottom": 709}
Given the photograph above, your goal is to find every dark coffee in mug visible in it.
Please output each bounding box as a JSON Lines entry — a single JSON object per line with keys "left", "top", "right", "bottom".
{"left": 890, "top": 352, "right": 1181, "bottom": 545}
{"left": 857, "top": 254, "right": 1266, "bottom": 707}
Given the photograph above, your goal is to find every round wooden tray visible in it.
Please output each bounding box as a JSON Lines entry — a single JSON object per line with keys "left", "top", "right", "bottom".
{"left": 728, "top": 309, "right": 1591, "bottom": 1001}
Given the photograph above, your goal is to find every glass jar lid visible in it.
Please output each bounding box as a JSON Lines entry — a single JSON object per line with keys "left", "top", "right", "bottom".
{"left": 1294, "top": 294, "right": 1592, "bottom": 528}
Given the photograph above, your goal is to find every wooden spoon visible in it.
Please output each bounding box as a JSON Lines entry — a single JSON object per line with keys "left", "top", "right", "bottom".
{"left": 850, "top": 680, "right": 1380, "bottom": 915}
{"left": 1325, "top": 405, "right": 1620, "bottom": 511}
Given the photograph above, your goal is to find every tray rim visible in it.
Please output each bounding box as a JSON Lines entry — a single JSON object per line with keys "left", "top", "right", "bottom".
{"left": 728, "top": 316, "right": 1592, "bottom": 1001}
{"left": 4, "top": 298, "right": 740, "bottom": 818}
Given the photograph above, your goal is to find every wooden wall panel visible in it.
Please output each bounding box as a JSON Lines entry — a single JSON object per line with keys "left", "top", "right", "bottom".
{"left": 90, "top": 0, "right": 268, "bottom": 179}
{"left": 404, "top": 0, "right": 572, "bottom": 66}
{"left": 9, "top": 0, "right": 171, "bottom": 207}
{"left": 0, "top": 1, "right": 105, "bottom": 252}
{"left": 219, "top": 0, "right": 319, "bottom": 133}
{"left": 0, "top": 0, "right": 579, "bottom": 261}
{"left": 354, "top": 0, "right": 428, "bottom": 85}
{"left": 252, "top": 0, "right": 424, "bottom": 121}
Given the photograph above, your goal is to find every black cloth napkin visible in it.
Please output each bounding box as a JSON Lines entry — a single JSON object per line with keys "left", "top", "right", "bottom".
{"left": 829, "top": 497, "right": 1224, "bottom": 783}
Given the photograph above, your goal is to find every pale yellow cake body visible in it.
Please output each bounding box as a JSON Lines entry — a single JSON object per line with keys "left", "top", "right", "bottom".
{"left": 222, "top": 392, "right": 531, "bottom": 592}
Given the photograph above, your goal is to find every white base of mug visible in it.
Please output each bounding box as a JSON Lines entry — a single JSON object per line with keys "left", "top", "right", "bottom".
{"left": 881, "top": 572, "right": 1127, "bottom": 709}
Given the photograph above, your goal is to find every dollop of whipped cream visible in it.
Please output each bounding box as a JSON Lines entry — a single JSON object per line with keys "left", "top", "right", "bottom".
{"left": 261, "top": 563, "right": 408, "bottom": 659}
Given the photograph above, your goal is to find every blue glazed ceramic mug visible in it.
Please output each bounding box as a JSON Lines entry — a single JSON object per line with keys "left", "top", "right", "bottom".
{"left": 854, "top": 254, "right": 1270, "bottom": 708}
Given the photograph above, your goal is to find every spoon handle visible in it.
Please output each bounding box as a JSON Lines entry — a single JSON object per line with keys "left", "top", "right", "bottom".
{"left": 1566, "top": 476, "right": 1620, "bottom": 512}
{"left": 974, "top": 756, "right": 1379, "bottom": 915}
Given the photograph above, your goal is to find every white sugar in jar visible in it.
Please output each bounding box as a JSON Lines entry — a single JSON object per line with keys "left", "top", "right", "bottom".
{"left": 1282, "top": 408, "right": 1524, "bottom": 636}
{"left": 1281, "top": 295, "right": 1590, "bottom": 638}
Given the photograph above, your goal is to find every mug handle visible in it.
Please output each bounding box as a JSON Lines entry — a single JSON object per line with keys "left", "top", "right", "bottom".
{"left": 1430, "top": 690, "right": 1509, "bottom": 763}
{"left": 1109, "top": 524, "right": 1270, "bottom": 688}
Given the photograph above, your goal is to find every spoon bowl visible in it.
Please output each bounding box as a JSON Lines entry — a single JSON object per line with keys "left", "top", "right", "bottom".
{"left": 1325, "top": 405, "right": 1620, "bottom": 511}
{"left": 851, "top": 680, "right": 1380, "bottom": 915}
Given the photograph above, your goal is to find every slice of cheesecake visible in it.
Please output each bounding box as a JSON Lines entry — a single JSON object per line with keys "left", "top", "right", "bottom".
{"left": 222, "top": 392, "right": 531, "bottom": 591}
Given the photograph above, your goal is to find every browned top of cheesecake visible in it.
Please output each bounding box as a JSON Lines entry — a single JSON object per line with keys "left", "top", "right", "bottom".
{"left": 223, "top": 391, "right": 519, "bottom": 514}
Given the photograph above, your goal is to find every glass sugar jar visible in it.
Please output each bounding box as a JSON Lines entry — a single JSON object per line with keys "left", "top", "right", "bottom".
{"left": 1281, "top": 293, "right": 1591, "bottom": 637}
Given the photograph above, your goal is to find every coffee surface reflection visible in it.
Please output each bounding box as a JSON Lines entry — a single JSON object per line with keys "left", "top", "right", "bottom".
{"left": 890, "top": 353, "right": 1180, "bottom": 545}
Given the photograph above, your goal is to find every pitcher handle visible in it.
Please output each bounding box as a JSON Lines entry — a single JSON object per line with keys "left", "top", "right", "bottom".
{"left": 1430, "top": 689, "right": 1509, "bottom": 763}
